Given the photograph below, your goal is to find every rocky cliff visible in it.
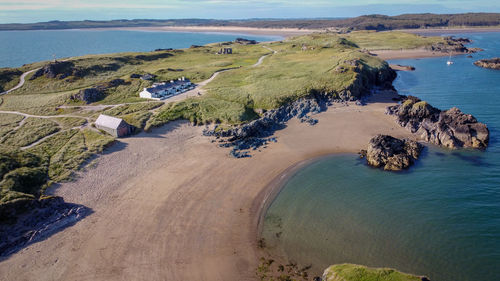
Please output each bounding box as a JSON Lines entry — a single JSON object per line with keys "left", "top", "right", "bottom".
{"left": 360, "top": 135, "right": 423, "bottom": 171}
{"left": 386, "top": 96, "right": 489, "bottom": 149}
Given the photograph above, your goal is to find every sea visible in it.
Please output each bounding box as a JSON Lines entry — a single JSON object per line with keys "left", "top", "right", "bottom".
{"left": 261, "top": 32, "right": 500, "bottom": 281}
{"left": 0, "top": 29, "right": 280, "bottom": 68}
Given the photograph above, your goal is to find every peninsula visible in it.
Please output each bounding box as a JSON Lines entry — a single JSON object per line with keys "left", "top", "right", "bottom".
{"left": 0, "top": 30, "right": 490, "bottom": 281}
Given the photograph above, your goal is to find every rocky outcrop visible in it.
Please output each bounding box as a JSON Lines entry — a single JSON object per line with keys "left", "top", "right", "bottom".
{"left": 70, "top": 79, "right": 126, "bottom": 104}
{"left": 386, "top": 96, "right": 489, "bottom": 149}
{"left": 235, "top": 38, "right": 258, "bottom": 45}
{"left": 426, "top": 36, "right": 478, "bottom": 54}
{"left": 31, "top": 61, "right": 121, "bottom": 80}
{"left": 71, "top": 87, "right": 105, "bottom": 104}
{"left": 0, "top": 196, "right": 91, "bottom": 257}
{"left": 360, "top": 135, "right": 423, "bottom": 171}
{"left": 204, "top": 96, "right": 327, "bottom": 157}
{"left": 474, "top": 58, "right": 500, "bottom": 70}
{"left": 203, "top": 60, "right": 397, "bottom": 158}
{"left": 390, "top": 64, "right": 415, "bottom": 71}
{"left": 30, "top": 61, "right": 75, "bottom": 80}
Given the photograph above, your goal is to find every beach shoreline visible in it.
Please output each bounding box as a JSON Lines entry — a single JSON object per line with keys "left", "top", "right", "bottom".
{"left": 0, "top": 90, "right": 415, "bottom": 281}
{"left": 83, "top": 25, "right": 318, "bottom": 38}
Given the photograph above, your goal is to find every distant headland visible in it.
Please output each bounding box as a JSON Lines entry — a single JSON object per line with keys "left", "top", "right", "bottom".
{"left": 1, "top": 13, "right": 500, "bottom": 32}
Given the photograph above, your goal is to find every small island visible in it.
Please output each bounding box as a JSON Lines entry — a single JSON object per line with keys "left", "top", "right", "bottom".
{"left": 474, "top": 58, "right": 500, "bottom": 70}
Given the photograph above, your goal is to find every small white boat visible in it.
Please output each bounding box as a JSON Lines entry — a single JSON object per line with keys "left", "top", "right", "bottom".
{"left": 447, "top": 54, "right": 454, "bottom": 65}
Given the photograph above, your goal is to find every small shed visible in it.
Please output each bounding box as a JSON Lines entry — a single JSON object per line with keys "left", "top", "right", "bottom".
{"left": 95, "top": 114, "right": 131, "bottom": 138}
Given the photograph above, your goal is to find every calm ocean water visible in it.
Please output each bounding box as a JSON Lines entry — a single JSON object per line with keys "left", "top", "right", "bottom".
{"left": 262, "top": 32, "right": 500, "bottom": 281}
{"left": 0, "top": 29, "right": 280, "bottom": 68}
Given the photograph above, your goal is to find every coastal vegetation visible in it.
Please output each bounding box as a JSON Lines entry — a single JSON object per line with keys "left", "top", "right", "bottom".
{"left": 340, "top": 31, "right": 444, "bottom": 50}
{"left": 0, "top": 31, "right": 445, "bottom": 210}
{"left": 1, "top": 13, "right": 499, "bottom": 31}
{"left": 322, "top": 264, "right": 425, "bottom": 281}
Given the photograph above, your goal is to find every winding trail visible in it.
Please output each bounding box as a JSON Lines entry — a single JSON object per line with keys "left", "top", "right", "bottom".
{"left": 0, "top": 68, "right": 40, "bottom": 95}
{"left": 253, "top": 46, "right": 277, "bottom": 67}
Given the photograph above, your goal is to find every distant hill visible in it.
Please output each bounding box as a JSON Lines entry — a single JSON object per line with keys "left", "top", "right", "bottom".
{"left": 1, "top": 13, "right": 500, "bottom": 31}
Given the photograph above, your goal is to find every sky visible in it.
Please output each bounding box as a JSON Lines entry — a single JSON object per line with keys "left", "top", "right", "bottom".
{"left": 0, "top": 0, "right": 499, "bottom": 24}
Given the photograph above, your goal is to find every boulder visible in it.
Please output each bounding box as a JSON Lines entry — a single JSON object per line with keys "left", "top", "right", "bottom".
{"left": 362, "top": 135, "right": 423, "bottom": 171}
{"left": 474, "top": 58, "right": 500, "bottom": 70}
{"left": 71, "top": 87, "right": 105, "bottom": 104}
{"left": 386, "top": 96, "right": 489, "bottom": 149}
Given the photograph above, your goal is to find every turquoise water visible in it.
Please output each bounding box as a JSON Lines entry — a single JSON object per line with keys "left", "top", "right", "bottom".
{"left": 262, "top": 32, "right": 500, "bottom": 281}
{"left": 0, "top": 30, "right": 280, "bottom": 68}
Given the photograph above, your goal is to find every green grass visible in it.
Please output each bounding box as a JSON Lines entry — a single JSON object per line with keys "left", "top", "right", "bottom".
{"left": 323, "top": 264, "right": 423, "bottom": 281}
{"left": 148, "top": 33, "right": 392, "bottom": 127}
{"left": 50, "top": 117, "right": 87, "bottom": 129}
{"left": 27, "top": 128, "right": 114, "bottom": 183}
{"left": 1, "top": 118, "right": 60, "bottom": 147}
{"left": 0, "top": 31, "right": 444, "bottom": 206}
{"left": 0, "top": 113, "right": 24, "bottom": 138}
{"left": 341, "top": 31, "right": 444, "bottom": 50}
{"left": 0, "top": 68, "right": 23, "bottom": 92}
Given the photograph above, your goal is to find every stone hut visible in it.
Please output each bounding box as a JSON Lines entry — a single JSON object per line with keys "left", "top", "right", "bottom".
{"left": 95, "top": 114, "right": 131, "bottom": 137}
{"left": 218, "top": 48, "right": 233, "bottom": 54}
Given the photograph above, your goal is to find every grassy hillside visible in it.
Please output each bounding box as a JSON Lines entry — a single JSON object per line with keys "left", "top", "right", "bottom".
{"left": 147, "top": 33, "right": 393, "bottom": 127}
{"left": 341, "top": 31, "right": 444, "bottom": 50}
{"left": 323, "top": 264, "right": 424, "bottom": 281}
{"left": 0, "top": 31, "right": 441, "bottom": 207}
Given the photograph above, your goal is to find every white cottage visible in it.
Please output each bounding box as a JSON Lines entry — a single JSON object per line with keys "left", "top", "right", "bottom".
{"left": 139, "top": 77, "right": 194, "bottom": 100}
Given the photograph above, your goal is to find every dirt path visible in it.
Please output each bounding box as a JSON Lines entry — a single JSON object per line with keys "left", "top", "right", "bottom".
{"left": 253, "top": 46, "right": 276, "bottom": 67}
{"left": 0, "top": 68, "right": 40, "bottom": 95}
{"left": 0, "top": 91, "right": 414, "bottom": 281}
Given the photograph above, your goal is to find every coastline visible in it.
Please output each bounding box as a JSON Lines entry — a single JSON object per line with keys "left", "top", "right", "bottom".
{"left": 84, "top": 26, "right": 318, "bottom": 38}
{"left": 371, "top": 49, "right": 470, "bottom": 60}
{"left": 398, "top": 27, "right": 500, "bottom": 35}
{"left": 0, "top": 90, "right": 414, "bottom": 281}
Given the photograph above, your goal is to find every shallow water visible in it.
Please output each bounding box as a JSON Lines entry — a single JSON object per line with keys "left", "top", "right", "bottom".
{"left": 262, "top": 32, "right": 500, "bottom": 281}
{"left": 0, "top": 29, "right": 280, "bottom": 68}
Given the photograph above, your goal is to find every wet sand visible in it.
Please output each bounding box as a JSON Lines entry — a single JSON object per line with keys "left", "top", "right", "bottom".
{"left": 0, "top": 91, "right": 414, "bottom": 281}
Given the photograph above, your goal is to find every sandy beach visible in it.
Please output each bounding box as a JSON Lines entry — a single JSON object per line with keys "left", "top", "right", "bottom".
{"left": 91, "top": 26, "right": 318, "bottom": 38}
{"left": 0, "top": 90, "right": 414, "bottom": 281}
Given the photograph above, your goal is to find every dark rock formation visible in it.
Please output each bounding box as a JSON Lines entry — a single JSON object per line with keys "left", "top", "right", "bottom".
{"left": 154, "top": 48, "right": 173, "bottom": 52}
{"left": 390, "top": 64, "right": 415, "bottom": 71}
{"left": 71, "top": 87, "right": 105, "bottom": 104}
{"left": 70, "top": 79, "right": 127, "bottom": 104}
{"left": 361, "top": 134, "right": 423, "bottom": 171}
{"left": 235, "top": 38, "right": 258, "bottom": 45}
{"left": 0, "top": 196, "right": 91, "bottom": 257}
{"left": 140, "top": 73, "right": 156, "bottom": 81}
{"left": 30, "top": 61, "right": 75, "bottom": 80}
{"left": 386, "top": 96, "right": 489, "bottom": 149}
{"left": 444, "top": 36, "right": 472, "bottom": 44}
{"left": 426, "top": 36, "right": 478, "bottom": 54}
{"left": 474, "top": 58, "right": 500, "bottom": 70}
{"left": 130, "top": 73, "right": 141, "bottom": 78}
{"left": 202, "top": 61, "right": 397, "bottom": 158}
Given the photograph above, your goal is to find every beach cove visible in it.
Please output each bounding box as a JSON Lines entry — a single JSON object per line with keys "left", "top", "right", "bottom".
{"left": 0, "top": 29, "right": 498, "bottom": 281}
{"left": 261, "top": 32, "right": 500, "bottom": 281}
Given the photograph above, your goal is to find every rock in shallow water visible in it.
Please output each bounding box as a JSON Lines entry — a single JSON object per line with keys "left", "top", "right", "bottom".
{"left": 386, "top": 96, "right": 489, "bottom": 149}
{"left": 474, "top": 58, "right": 500, "bottom": 70}
{"left": 362, "top": 134, "right": 423, "bottom": 171}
